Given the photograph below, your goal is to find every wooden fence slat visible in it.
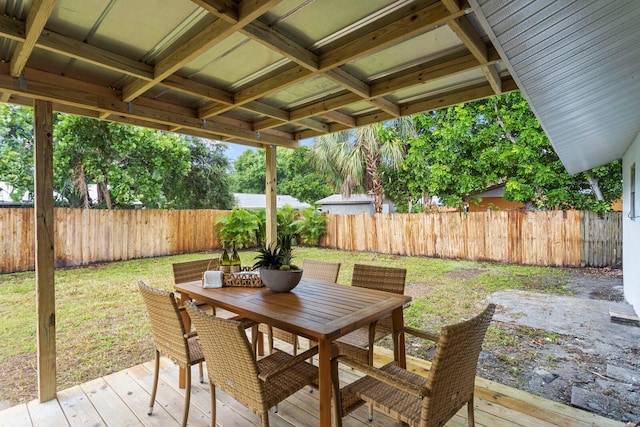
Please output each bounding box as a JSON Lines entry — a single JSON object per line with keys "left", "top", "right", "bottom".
{"left": 320, "top": 210, "right": 619, "bottom": 268}
{"left": 0, "top": 208, "right": 623, "bottom": 273}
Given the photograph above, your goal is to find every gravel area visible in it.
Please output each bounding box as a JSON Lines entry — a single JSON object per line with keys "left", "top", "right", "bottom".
{"left": 481, "top": 268, "right": 640, "bottom": 424}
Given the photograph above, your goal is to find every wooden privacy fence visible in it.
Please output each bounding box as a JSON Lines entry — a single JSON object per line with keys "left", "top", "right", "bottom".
{"left": 0, "top": 208, "right": 227, "bottom": 273}
{"left": 0, "top": 208, "right": 622, "bottom": 273}
{"left": 319, "top": 210, "right": 622, "bottom": 268}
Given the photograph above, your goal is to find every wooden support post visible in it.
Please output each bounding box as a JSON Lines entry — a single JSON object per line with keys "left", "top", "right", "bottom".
{"left": 34, "top": 99, "right": 56, "bottom": 402}
{"left": 265, "top": 145, "right": 277, "bottom": 246}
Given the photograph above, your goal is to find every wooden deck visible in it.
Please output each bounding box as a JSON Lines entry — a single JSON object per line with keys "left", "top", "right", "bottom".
{"left": 0, "top": 342, "right": 625, "bottom": 427}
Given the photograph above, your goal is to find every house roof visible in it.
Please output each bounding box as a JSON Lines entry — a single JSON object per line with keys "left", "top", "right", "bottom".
{"left": 465, "top": 183, "right": 506, "bottom": 198}
{"left": 233, "top": 193, "right": 311, "bottom": 209}
{"left": 471, "top": 0, "right": 640, "bottom": 174}
{"left": 316, "top": 194, "right": 375, "bottom": 205}
{"left": 0, "top": 0, "right": 515, "bottom": 149}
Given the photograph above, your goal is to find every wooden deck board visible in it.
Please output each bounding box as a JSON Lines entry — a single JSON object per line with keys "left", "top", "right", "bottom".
{"left": 26, "top": 398, "right": 67, "bottom": 427}
{"left": 0, "top": 340, "right": 626, "bottom": 427}
{"left": 0, "top": 403, "right": 31, "bottom": 427}
{"left": 57, "top": 385, "right": 105, "bottom": 427}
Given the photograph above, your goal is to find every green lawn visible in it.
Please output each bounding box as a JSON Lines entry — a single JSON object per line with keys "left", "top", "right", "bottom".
{"left": 0, "top": 248, "right": 571, "bottom": 405}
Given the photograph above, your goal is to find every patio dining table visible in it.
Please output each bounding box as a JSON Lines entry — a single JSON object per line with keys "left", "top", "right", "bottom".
{"left": 174, "top": 277, "right": 411, "bottom": 427}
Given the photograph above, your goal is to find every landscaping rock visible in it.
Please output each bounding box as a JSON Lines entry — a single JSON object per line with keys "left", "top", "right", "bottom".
{"left": 607, "top": 364, "right": 640, "bottom": 385}
{"left": 534, "top": 367, "right": 559, "bottom": 383}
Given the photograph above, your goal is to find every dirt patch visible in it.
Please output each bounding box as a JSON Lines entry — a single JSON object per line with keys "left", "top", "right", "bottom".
{"left": 405, "top": 282, "right": 441, "bottom": 299}
{"left": 442, "top": 268, "right": 486, "bottom": 281}
{"left": 480, "top": 269, "right": 640, "bottom": 424}
{"left": 406, "top": 268, "right": 486, "bottom": 299}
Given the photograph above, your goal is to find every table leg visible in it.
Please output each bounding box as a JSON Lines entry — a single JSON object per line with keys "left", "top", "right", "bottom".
{"left": 391, "top": 307, "right": 406, "bottom": 368}
{"left": 318, "top": 339, "right": 332, "bottom": 427}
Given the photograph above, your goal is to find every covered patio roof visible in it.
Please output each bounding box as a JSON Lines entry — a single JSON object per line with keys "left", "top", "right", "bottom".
{"left": 0, "top": 0, "right": 515, "bottom": 148}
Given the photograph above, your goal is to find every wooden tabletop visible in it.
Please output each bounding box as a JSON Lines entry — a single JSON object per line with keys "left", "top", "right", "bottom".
{"left": 174, "top": 278, "right": 411, "bottom": 341}
{"left": 175, "top": 277, "right": 411, "bottom": 427}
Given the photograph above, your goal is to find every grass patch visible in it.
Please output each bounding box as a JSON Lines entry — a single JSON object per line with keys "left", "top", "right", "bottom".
{"left": 0, "top": 248, "right": 575, "bottom": 405}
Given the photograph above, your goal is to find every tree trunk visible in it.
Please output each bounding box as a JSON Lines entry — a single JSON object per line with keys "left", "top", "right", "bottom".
{"left": 98, "top": 182, "right": 112, "bottom": 209}
{"left": 588, "top": 177, "right": 604, "bottom": 201}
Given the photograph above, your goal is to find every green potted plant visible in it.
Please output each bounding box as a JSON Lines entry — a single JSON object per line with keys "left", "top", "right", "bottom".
{"left": 252, "top": 234, "right": 303, "bottom": 292}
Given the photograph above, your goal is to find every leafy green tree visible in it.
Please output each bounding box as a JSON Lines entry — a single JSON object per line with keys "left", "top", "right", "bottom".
{"left": 230, "top": 147, "right": 332, "bottom": 205}
{"left": 54, "top": 115, "right": 192, "bottom": 208}
{"left": 162, "top": 138, "right": 234, "bottom": 209}
{"left": 311, "top": 120, "right": 411, "bottom": 213}
{"left": 0, "top": 105, "right": 34, "bottom": 202}
{"left": 230, "top": 149, "right": 268, "bottom": 193}
{"left": 390, "top": 93, "right": 622, "bottom": 212}
{"left": 278, "top": 146, "right": 332, "bottom": 204}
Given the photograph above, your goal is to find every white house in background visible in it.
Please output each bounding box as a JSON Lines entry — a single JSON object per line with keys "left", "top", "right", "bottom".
{"left": 315, "top": 194, "right": 396, "bottom": 216}
{"left": 0, "top": 182, "right": 21, "bottom": 204}
{"left": 233, "top": 193, "right": 311, "bottom": 209}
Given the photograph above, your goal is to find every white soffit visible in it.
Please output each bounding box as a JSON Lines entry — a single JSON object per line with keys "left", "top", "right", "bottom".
{"left": 471, "top": 0, "right": 640, "bottom": 174}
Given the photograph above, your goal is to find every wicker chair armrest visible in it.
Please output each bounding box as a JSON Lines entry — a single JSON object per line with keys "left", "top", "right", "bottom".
{"left": 259, "top": 346, "right": 319, "bottom": 381}
{"left": 335, "top": 355, "right": 428, "bottom": 399}
{"left": 399, "top": 326, "right": 440, "bottom": 343}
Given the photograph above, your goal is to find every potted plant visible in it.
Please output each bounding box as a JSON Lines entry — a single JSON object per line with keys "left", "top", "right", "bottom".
{"left": 252, "top": 234, "right": 303, "bottom": 292}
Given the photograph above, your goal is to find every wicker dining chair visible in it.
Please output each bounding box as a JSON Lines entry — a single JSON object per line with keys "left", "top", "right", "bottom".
{"left": 172, "top": 258, "right": 260, "bottom": 354}
{"left": 334, "top": 264, "right": 407, "bottom": 364}
{"left": 185, "top": 300, "right": 319, "bottom": 427}
{"left": 332, "top": 304, "right": 496, "bottom": 427}
{"left": 259, "top": 259, "right": 341, "bottom": 355}
{"left": 172, "top": 258, "right": 219, "bottom": 313}
{"left": 137, "top": 281, "right": 205, "bottom": 427}
{"left": 302, "top": 258, "right": 341, "bottom": 283}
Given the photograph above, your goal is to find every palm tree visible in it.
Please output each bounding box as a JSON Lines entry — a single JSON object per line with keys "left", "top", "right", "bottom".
{"left": 311, "top": 119, "right": 413, "bottom": 213}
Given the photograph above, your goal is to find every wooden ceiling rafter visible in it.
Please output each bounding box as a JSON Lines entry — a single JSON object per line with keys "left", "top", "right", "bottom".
{"left": 293, "top": 76, "right": 518, "bottom": 140}
{"left": 194, "top": 0, "right": 469, "bottom": 136}
{"left": 0, "top": 0, "right": 511, "bottom": 149}
{"left": 122, "top": 0, "right": 284, "bottom": 102}
{"left": 239, "top": 16, "right": 402, "bottom": 119}
{"left": 0, "top": 63, "right": 297, "bottom": 148}
{"left": 9, "top": 0, "right": 56, "bottom": 77}
{"left": 442, "top": 0, "right": 502, "bottom": 94}
{"left": 0, "top": 14, "right": 156, "bottom": 80}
